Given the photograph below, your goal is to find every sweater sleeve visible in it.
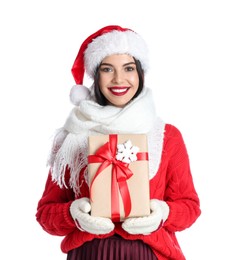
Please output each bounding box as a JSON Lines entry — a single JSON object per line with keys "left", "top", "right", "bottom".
{"left": 36, "top": 170, "right": 78, "bottom": 236}
{"left": 161, "top": 124, "right": 201, "bottom": 232}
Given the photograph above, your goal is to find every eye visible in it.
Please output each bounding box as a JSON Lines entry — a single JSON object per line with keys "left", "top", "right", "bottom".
{"left": 100, "top": 66, "right": 113, "bottom": 72}
{"left": 125, "top": 66, "right": 135, "bottom": 72}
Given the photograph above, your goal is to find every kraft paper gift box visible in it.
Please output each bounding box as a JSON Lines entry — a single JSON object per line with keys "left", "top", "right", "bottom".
{"left": 88, "top": 134, "right": 150, "bottom": 222}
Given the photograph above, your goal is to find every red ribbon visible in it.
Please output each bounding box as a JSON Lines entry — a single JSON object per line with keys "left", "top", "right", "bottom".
{"left": 88, "top": 134, "right": 148, "bottom": 222}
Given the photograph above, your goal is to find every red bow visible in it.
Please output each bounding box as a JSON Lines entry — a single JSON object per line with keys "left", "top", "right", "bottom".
{"left": 88, "top": 134, "right": 148, "bottom": 222}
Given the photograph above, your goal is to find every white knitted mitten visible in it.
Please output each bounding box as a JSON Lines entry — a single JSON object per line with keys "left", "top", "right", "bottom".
{"left": 70, "top": 197, "right": 114, "bottom": 234}
{"left": 122, "top": 199, "right": 169, "bottom": 235}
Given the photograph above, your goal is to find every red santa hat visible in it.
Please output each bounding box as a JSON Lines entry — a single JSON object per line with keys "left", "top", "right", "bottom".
{"left": 70, "top": 25, "right": 149, "bottom": 106}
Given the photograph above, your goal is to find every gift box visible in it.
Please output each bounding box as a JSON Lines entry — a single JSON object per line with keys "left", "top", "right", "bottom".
{"left": 88, "top": 134, "right": 150, "bottom": 222}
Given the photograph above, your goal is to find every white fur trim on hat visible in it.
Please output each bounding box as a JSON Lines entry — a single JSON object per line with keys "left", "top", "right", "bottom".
{"left": 70, "top": 85, "right": 90, "bottom": 106}
{"left": 84, "top": 30, "right": 149, "bottom": 78}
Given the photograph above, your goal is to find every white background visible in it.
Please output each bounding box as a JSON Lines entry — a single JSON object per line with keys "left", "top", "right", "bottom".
{"left": 0, "top": 1, "right": 239, "bottom": 259}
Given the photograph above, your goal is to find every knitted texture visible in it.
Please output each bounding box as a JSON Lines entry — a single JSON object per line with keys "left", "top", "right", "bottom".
{"left": 36, "top": 124, "right": 201, "bottom": 260}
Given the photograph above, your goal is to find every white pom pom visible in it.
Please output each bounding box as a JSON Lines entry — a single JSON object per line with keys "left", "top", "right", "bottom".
{"left": 70, "top": 85, "right": 90, "bottom": 106}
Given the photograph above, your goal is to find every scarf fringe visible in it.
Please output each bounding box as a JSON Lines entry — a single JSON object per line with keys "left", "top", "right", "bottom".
{"left": 48, "top": 129, "right": 88, "bottom": 195}
{"left": 148, "top": 118, "right": 165, "bottom": 179}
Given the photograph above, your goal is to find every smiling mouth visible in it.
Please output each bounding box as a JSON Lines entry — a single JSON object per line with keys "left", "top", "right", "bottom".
{"left": 109, "top": 87, "right": 130, "bottom": 96}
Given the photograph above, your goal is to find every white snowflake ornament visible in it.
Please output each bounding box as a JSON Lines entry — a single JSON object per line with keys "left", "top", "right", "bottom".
{"left": 116, "top": 140, "right": 140, "bottom": 163}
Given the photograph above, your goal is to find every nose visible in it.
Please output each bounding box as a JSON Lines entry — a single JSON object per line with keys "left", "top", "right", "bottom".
{"left": 112, "top": 70, "right": 124, "bottom": 84}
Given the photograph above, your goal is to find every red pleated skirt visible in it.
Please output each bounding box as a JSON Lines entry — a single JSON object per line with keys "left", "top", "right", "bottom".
{"left": 67, "top": 235, "right": 157, "bottom": 260}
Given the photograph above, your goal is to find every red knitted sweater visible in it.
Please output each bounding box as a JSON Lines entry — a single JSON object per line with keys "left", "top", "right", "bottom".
{"left": 36, "top": 124, "right": 201, "bottom": 260}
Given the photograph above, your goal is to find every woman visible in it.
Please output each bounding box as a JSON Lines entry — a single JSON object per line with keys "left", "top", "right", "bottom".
{"left": 36, "top": 25, "right": 201, "bottom": 260}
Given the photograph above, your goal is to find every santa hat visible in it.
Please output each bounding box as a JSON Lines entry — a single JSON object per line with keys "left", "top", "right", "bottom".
{"left": 70, "top": 25, "right": 149, "bottom": 106}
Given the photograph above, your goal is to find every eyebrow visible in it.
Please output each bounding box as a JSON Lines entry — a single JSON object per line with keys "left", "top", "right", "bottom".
{"left": 100, "top": 62, "right": 136, "bottom": 67}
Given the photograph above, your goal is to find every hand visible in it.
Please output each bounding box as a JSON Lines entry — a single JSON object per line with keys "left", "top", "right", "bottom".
{"left": 70, "top": 197, "right": 115, "bottom": 234}
{"left": 122, "top": 199, "right": 169, "bottom": 235}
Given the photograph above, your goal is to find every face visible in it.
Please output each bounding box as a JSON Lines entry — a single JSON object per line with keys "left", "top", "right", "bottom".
{"left": 98, "top": 54, "right": 140, "bottom": 108}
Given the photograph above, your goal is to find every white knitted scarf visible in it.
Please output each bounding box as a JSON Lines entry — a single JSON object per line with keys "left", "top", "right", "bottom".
{"left": 48, "top": 88, "right": 165, "bottom": 195}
